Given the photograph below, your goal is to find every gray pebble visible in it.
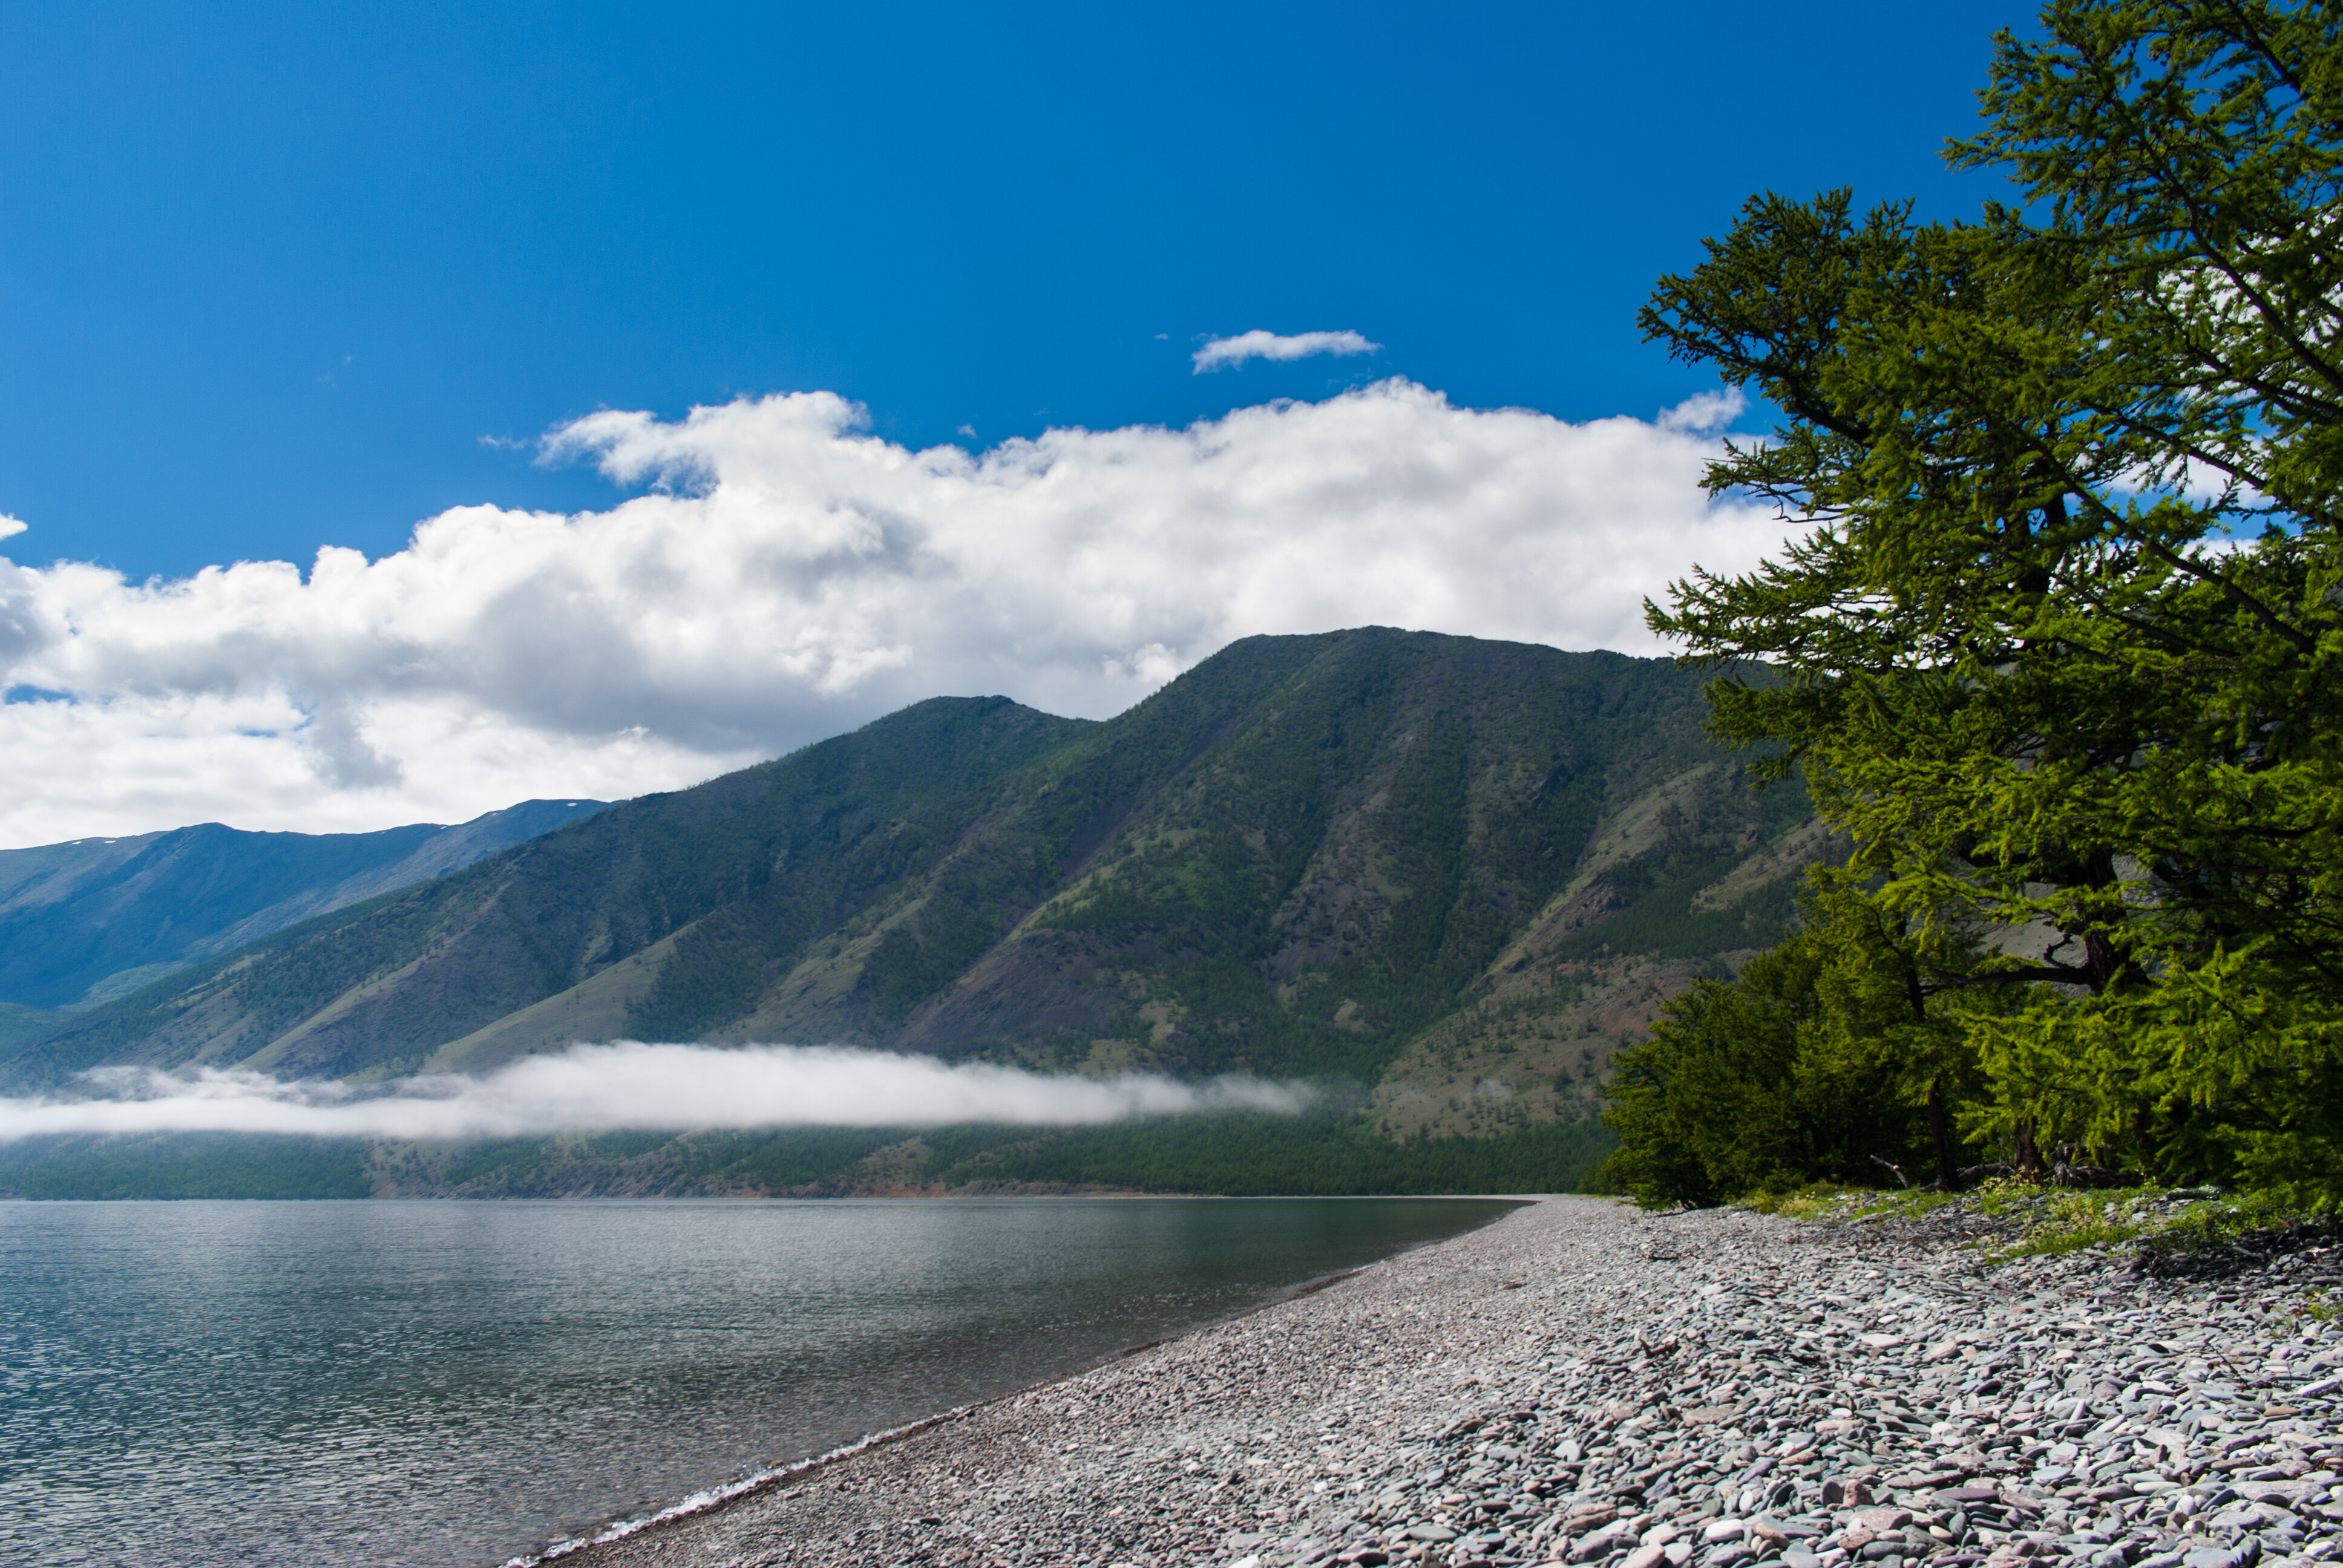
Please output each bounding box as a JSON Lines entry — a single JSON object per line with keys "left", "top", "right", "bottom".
{"left": 536, "top": 1197, "right": 2343, "bottom": 1568}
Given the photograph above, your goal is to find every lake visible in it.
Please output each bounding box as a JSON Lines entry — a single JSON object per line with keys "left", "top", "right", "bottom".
{"left": 0, "top": 1197, "right": 1519, "bottom": 1566}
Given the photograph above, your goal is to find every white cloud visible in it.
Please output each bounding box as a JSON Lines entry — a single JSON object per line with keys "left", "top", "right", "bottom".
{"left": 1656, "top": 387, "right": 1748, "bottom": 435}
{"left": 1191, "top": 329, "right": 1381, "bottom": 373}
{"left": 0, "top": 1043, "right": 1313, "bottom": 1142}
{"left": 0, "top": 380, "right": 1790, "bottom": 847}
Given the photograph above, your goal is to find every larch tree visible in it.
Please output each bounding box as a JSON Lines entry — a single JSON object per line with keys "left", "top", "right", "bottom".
{"left": 1636, "top": 0, "right": 2342, "bottom": 1194}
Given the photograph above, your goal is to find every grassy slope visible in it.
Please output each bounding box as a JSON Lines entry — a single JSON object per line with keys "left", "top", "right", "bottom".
{"left": 0, "top": 1002, "right": 67, "bottom": 1056}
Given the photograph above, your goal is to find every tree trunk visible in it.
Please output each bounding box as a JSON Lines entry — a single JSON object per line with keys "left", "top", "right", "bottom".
{"left": 1927, "top": 1075, "right": 1959, "bottom": 1190}
{"left": 2014, "top": 1116, "right": 2045, "bottom": 1182}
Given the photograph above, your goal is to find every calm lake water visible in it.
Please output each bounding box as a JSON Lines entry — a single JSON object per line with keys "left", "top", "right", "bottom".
{"left": 0, "top": 1197, "right": 1518, "bottom": 1567}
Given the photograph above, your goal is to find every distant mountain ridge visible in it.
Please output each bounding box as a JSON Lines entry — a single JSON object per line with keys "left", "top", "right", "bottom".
{"left": 0, "top": 800, "right": 608, "bottom": 1012}
{"left": 4, "top": 631, "right": 1836, "bottom": 1148}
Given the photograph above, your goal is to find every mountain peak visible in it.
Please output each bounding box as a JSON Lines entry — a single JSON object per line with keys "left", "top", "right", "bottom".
{"left": 4, "top": 632, "right": 1830, "bottom": 1146}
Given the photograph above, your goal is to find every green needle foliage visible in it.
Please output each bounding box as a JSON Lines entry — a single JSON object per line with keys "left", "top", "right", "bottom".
{"left": 1601, "top": 878, "right": 1991, "bottom": 1206}
{"left": 1619, "top": 0, "right": 2343, "bottom": 1200}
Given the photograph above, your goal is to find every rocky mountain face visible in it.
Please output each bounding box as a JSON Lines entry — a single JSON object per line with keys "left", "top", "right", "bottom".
{"left": 0, "top": 799, "right": 608, "bottom": 1013}
{"left": 4, "top": 630, "right": 1833, "bottom": 1136}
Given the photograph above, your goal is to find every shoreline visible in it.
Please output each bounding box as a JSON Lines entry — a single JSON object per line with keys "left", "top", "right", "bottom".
{"left": 506, "top": 1225, "right": 1499, "bottom": 1566}
{"left": 551, "top": 1195, "right": 2343, "bottom": 1568}
{"left": 506, "top": 1259, "right": 1393, "bottom": 1568}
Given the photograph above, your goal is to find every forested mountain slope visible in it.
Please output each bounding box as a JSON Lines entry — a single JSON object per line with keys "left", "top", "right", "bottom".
{"left": 0, "top": 799, "right": 607, "bottom": 1012}
{"left": 4, "top": 631, "right": 1831, "bottom": 1132}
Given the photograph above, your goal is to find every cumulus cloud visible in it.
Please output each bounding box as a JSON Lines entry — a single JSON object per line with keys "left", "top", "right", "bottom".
{"left": 1656, "top": 388, "right": 1747, "bottom": 435}
{"left": 0, "top": 1043, "right": 1313, "bottom": 1143}
{"left": 1191, "top": 328, "right": 1381, "bottom": 373}
{"left": 0, "top": 379, "right": 1784, "bottom": 847}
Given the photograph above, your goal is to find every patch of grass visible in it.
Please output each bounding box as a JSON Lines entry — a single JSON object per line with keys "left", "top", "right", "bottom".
{"left": 1737, "top": 1181, "right": 1863, "bottom": 1218}
{"left": 2131, "top": 1187, "right": 2338, "bottom": 1279}
{"left": 1990, "top": 1207, "right": 2147, "bottom": 1259}
{"left": 2148, "top": 1186, "right": 2319, "bottom": 1247}
{"left": 1739, "top": 1173, "right": 2168, "bottom": 1249}
{"left": 1731, "top": 1178, "right": 1987, "bottom": 1223}
{"left": 1856, "top": 1186, "right": 1964, "bottom": 1222}
{"left": 1969, "top": 1177, "right": 2027, "bottom": 1217}
{"left": 1981, "top": 1183, "right": 2189, "bottom": 1262}
{"left": 1728, "top": 1165, "right": 2342, "bottom": 1281}
{"left": 1729, "top": 1180, "right": 1969, "bottom": 1223}
{"left": 1976, "top": 1183, "right": 2343, "bottom": 1270}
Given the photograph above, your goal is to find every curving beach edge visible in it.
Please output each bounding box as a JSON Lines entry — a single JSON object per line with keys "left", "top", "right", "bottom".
{"left": 553, "top": 1196, "right": 2343, "bottom": 1568}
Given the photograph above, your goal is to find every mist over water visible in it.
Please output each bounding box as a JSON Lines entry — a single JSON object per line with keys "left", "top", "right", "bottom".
{"left": 0, "top": 1043, "right": 1316, "bottom": 1142}
{"left": 1, "top": 1196, "right": 1518, "bottom": 1567}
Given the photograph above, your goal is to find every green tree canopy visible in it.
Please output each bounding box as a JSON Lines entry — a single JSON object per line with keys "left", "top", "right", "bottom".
{"left": 1633, "top": 0, "right": 2342, "bottom": 1195}
{"left": 1601, "top": 878, "right": 1990, "bottom": 1206}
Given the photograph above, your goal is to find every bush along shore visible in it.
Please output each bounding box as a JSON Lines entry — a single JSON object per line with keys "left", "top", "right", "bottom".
{"left": 1598, "top": 0, "right": 2343, "bottom": 1219}
{"left": 549, "top": 1194, "right": 2339, "bottom": 1568}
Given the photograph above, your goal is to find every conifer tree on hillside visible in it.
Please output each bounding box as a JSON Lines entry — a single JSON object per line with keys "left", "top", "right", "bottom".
{"left": 1610, "top": 0, "right": 2342, "bottom": 1201}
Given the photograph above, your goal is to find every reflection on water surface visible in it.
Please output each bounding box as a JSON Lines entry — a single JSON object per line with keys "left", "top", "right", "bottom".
{"left": 0, "top": 1196, "right": 1519, "bottom": 1567}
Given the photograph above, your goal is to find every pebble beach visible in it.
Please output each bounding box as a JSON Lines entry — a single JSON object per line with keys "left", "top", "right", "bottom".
{"left": 555, "top": 1195, "right": 2343, "bottom": 1568}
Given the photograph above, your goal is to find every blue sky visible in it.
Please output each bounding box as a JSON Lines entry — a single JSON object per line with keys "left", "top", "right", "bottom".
{"left": 1, "top": 0, "right": 2024, "bottom": 582}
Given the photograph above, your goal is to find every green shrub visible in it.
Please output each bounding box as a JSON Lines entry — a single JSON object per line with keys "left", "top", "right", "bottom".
{"left": 1596, "top": 911, "right": 1956, "bottom": 1207}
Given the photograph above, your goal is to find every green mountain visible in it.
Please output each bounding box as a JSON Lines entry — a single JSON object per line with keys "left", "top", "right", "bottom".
{"left": 2, "top": 630, "right": 1834, "bottom": 1186}
{"left": 0, "top": 799, "right": 608, "bottom": 1014}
